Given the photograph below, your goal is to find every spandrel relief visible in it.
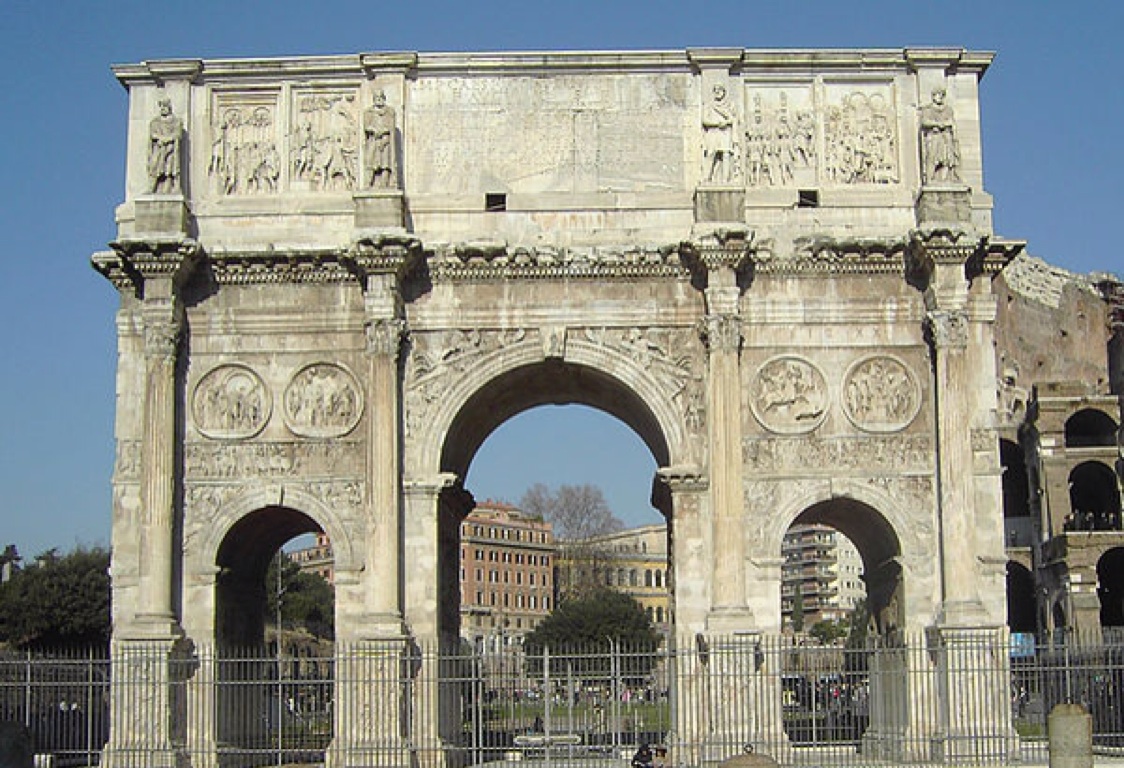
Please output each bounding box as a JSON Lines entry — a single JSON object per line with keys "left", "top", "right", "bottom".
{"left": 208, "top": 93, "right": 281, "bottom": 195}
{"left": 743, "top": 90, "right": 816, "bottom": 188}
{"left": 284, "top": 363, "right": 363, "bottom": 438}
{"left": 291, "top": 90, "right": 360, "bottom": 191}
{"left": 750, "top": 356, "right": 828, "bottom": 434}
{"left": 842, "top": 355, "right": 921, "bottom": 433}
{"left": 823, "top": 87, "right": 899, "bottom": 185}
{"left": 192, "top": 364, "right": 271, "bottom": 439}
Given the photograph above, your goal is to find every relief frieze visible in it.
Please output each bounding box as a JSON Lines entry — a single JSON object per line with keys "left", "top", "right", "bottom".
{"left": 749, "top": 356, "right": 828, "bottom": 434}
{"left": 209, "top": 92, "right": 281, "bottom": 195}
{"left": 284, "top": 363, "right": 363, "bottom": 438}
{"left": 184, "top": 440, "right": 363, "bottom": 480}
{"left": 823, "top": 88, "right": 899, "bottom": 185}
{"left": 842, "top": 355, "right": 921, "bottom": 433}
{"left": 744, "top": 91, "right": 816, "bottom": 188}
{"left": 744, "top": 434, "right": 933, "bottom": 474}
{"left": 291, "top": 90, "right": 360, "bottom": 192}
{"left": 192, "top": 364, "right": 271, "bottom": 439}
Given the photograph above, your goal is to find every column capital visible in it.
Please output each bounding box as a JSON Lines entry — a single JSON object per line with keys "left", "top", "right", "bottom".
{"left": 925, "top": 308, "right": 969, "bottom": 349}
{"left": 698, "top": 313, "right": 742, "bottom": 353}
{"left": 365, "top": 317, "right": 407, "bottom": 358}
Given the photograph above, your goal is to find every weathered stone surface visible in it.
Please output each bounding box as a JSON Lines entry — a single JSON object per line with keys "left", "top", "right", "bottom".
{"left": 93, "top": 46, "right": 1072, "bottom": 767}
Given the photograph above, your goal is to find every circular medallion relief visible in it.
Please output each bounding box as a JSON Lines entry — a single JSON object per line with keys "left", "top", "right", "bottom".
{"left": 192, "top": 364, "right": 271, "bottom": 440}
{"left": 750, "top": 356, "right": 828, "bottom": 434}
{"left": 842, "top": 355, "right": 922, "bottom": 433}
{"left": 283, "top": 363, "right": 363, "bottom": 438}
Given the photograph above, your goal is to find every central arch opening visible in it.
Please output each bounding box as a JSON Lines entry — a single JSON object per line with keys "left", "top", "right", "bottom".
{"left": 434, "top": 360, "right": 679, "bottom": 754}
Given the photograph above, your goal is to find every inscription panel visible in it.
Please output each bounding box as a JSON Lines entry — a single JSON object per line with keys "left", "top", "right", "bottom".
{"left": 408, "top": 75, "right": 688, "bottom": 193}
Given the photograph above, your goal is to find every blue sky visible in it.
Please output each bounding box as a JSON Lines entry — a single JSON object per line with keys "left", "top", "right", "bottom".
{"left": 1, "top": 0, "right": 1120, "bottom": 557}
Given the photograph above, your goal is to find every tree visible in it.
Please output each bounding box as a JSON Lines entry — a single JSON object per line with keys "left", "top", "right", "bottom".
{"left": 809, "top": 618, "right": 848, "bottom": 645}
{"left": 523, "top": 588, "right": 661, "bottom": 683}
{"left": 519, "top": 483, "right": 623, "bottom": 540}
{"left": 265, "top": 554, "right": 335, "bottom": 640}
{"left": 521, "top": 484, "right": 625, "bottom": 598}
{"left": 0, "top": 547, "right": 110, "bottom": 650}
{"left": 791, "top": 584, "right": 805, "bottom": 633}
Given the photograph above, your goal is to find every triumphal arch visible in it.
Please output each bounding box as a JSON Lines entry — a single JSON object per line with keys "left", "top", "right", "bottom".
{"left": 94, "top": 48, "right": 1025, "bottom": 766}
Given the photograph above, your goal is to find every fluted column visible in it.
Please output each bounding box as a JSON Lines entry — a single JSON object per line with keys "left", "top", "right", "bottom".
{"left": 684, "top": 236, "right": 752, "bottom": 631}
{"left": 347, "top": 236, "right": 422, "bottom": 639}
{"left": 119, "top": 241, "right": 197, "bottom": 635}
{"left": 926, "top": 306, "right": 987, "bottom": 622}
{"left": 364, "top": 315, "right": 407, "bottom": 633}
{"left": 94, "top": 240, "right": 197, "bottom": 768}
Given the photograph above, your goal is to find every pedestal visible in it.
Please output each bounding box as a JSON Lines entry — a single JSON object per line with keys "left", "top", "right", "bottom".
{"left": 694, "top": 187, "right": 745, "bottom": 224}
{"left": 327, "top": 638, "right": 414, "bottom": 768}
{"left": 135, "top": 196, "right": 190, "bottom": 236}
{"left": 355, "top": 190, "right": 406, "bottom": 230}
{"left": 916, "top": 185, "right": 971, "bottom": 229}
{"left": 101, "top": 637, "right": 189, "bottom": 768}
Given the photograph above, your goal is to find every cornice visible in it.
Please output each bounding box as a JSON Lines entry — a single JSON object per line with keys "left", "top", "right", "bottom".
{"left": 206, "top": 247, "right": 353, "bottom": 285}
{"left": 112, "top": 47, "right": 995, "bottom": 86}
{"left": 426, "top": 243, "right": 689, "bottom": 282}
{"left": 758, "top": 236, "right": 907, "bottom": 276}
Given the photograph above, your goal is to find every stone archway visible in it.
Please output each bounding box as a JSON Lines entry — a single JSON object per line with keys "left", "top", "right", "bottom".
{"left": 95, "top": 46, "right": 1027, "bottom": 768}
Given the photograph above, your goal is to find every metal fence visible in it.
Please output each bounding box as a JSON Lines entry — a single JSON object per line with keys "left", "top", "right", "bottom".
{"left": 4, "top": 630, "right": 1124, "bottom": 767}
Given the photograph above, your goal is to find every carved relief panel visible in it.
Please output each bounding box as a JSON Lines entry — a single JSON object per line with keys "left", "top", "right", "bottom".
{"left": 192, "top": 364, "right": 271, "bottom": 439}
{"left": 822, "top": 84, "right": 900, "bottom": 185}
{"left": 742, "top": 88, "right": 816, "bottom": 188}
{"left": 208, "top": 91, "right": 282, "bottom": 195}
{"left": 749, "top": 355, "right": 828, "bottom": 434}
{"left": 842, "top": 355, "right": 921, "bottom": 433}
{"left": 283, "top": 363, "right": 364, "bottom": 438}
{"left": 290, "top": 89, "right": 360, "bottom": 192}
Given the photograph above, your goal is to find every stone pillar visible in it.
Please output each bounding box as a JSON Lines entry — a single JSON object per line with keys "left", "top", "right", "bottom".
{"left": 400, "top": 474, "right": 473, "bottom": 768}
{"left": 931, "top": 626, "right": 1020, "bottom": 762}
{"left": 683, "top": 236, "right": 752, "bottom": 632}
{"left": 96, "top": 239, "right": 197, "bottom": 768}
{"left": 927, "top": 305, "right": 988, "bottom": 622}
{"left": 328, "top": 639, "right": 415, "bottom": 768}
{"left": 700, "top": 634, "right": 789, "bottom": 763}
{"left": 346, "top": 236, "right": 422, "bottom": 639}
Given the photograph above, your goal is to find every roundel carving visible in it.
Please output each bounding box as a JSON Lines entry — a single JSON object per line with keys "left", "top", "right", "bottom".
{"left": 193, "top": 364, "right": 271, "bottom": 439}
{"left": 750, "top": 356, "right": 828, "bottom": 434}
{"left": 283, "top": 363, "right": 363, "bottom": 438}
{"left": 842, "top": 355, "right": 921, "bottom": 433}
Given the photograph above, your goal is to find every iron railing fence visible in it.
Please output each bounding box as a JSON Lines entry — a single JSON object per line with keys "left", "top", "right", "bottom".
{"left": 0, "top": 648, "right": 110, "bottom": 767}
{"left": 4, "top": 630, "right": 1124, "bottom": 767}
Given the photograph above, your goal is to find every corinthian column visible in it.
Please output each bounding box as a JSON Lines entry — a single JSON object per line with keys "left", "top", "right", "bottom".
{"left": 136, "top": 301, "right": 183, "bottom": 630}
{"left": 682, "top": 235, "right": 751, "bottom": 631}
{"left": 364, "top": 315, "right": 407, "bottom": 633}
{"left": 346, "top": 236, "right": 422, "bottom": 639}
{"left": 118, "top": 240, "right": 198, "bottom": 636}
{"left": 926, "top": 307, "right": 988, "bottom": 624}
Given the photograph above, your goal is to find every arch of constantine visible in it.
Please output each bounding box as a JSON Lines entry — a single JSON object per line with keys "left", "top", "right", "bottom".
{"left": 90, "top": 48, "right": 1120, "bottom": 767}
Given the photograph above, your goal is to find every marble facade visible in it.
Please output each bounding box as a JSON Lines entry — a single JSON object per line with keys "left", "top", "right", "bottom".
{"left": 93, "top": 48, "right": 1040, "bottom": 766}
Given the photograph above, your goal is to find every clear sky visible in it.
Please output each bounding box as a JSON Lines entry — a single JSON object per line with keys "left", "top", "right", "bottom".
{"left": 1, "top": 0, "right": 1120, "bottom": 557}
